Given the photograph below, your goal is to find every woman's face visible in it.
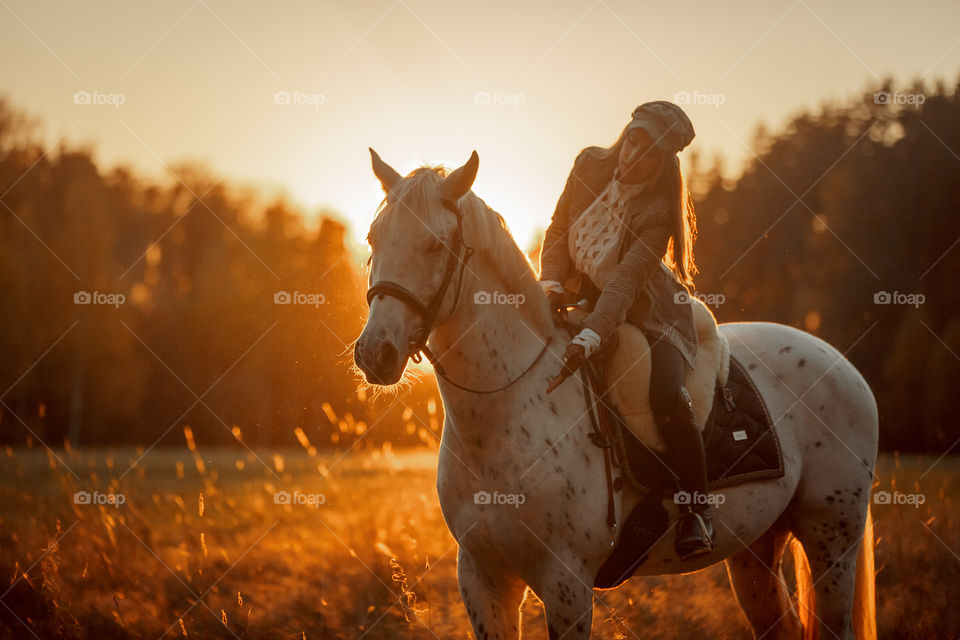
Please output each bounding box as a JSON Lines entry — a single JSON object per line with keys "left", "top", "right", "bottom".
{"left": 618, "top": 127, "right": 662, "bottom": 184}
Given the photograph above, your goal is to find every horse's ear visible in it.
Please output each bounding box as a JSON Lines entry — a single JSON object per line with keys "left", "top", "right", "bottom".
{"left": 370, "top": 148, "right": 403, "bottom": 192}
{"left": 441, "top": 151, "right": 479, "bottom": 201}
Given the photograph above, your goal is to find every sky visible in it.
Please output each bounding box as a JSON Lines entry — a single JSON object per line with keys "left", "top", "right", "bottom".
{"left": 2, "top": 0, "right": 959, "bottom": 249}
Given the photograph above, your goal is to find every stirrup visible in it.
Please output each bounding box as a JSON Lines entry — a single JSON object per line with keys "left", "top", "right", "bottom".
{"left": 675, "top": 510, "right": 714, "bottom": 560}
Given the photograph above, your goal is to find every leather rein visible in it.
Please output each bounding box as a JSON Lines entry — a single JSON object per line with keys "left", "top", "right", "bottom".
{"left": 364, "top": 196, "right": 552, "bottom": 394}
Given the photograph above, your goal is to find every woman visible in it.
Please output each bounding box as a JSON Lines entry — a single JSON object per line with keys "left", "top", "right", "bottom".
{"left": 539, "top": 101, "right": 713, "bottom": 560}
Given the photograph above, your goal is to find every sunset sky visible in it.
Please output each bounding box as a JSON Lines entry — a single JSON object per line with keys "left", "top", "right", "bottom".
{"left": 2, "top": 0, "right": 959, "bottom": 248}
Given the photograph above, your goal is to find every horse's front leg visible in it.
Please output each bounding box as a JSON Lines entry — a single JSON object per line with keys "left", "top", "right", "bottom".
{"left": 458, "top": 547, "right": 526, "bottom": 640}
{"left": 533, "top": 563, "right": 595, "bottom": 639}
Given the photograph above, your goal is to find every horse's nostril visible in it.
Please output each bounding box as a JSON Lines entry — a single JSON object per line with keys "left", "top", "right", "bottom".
{"left": 375, "top": 340, "right": 399, "bottom": 371}
{"left": 355, "top": 333, "right": 403, "bottom": 383}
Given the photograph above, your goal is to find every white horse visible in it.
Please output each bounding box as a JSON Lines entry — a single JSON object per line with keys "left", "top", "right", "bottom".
{"left": 354, "top": 149, "right": 878, "bottom": 640}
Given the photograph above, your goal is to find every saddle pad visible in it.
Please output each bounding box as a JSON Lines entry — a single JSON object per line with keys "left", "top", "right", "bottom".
{"left": 594, "top": 354, "right": 784, "bottom": 589}
{"left": 614, "top": 353, "right": 784, "bottom": 495}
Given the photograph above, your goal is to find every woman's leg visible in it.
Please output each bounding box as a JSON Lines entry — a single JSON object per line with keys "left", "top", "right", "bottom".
{"left": 649, "top": 340, "right": 704, "bottom": 496}
{"left": 648, "top": 339, "right": 714, "bottom": 558}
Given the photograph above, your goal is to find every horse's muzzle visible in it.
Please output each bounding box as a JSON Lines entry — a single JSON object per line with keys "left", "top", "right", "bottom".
{"left": 354, "top": 333, "right": 405, "bottom": 385}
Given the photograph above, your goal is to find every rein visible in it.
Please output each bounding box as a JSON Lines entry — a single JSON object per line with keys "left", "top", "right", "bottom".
{"left": 365, "top": 196, "right": 552, "bottom": 394}
{"left": 579, "top": 343, "right": 621, "bottom": 547}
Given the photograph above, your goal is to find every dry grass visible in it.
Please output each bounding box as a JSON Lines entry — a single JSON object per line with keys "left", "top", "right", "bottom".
{"left": 0, "top": 443, "right": 956, "bottom": 639}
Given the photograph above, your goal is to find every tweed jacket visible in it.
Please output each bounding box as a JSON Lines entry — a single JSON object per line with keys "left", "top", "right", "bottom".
{"left": 540, "top": 146, "right": 698, "bottom": 369}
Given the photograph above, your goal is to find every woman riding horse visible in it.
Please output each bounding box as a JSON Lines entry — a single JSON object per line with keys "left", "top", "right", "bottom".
{"left": 539, "top": 100, "right": 713, "bottom": 559}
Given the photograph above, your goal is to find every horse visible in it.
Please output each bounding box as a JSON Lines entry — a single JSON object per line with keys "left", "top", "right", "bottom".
{"left": 353, "top": 148, "right": 879, "bottom": 640}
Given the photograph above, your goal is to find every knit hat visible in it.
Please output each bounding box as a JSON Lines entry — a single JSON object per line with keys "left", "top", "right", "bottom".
{"left": 626, "top": 101, "right": 695, "bottom": 153}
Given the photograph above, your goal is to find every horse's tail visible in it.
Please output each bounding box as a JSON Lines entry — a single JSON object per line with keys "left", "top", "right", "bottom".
{"left": 788, "top": 535, "right": 816, "bottom": 640}
{"left": 853, "top": 505, "right": 877, "bottom": 640}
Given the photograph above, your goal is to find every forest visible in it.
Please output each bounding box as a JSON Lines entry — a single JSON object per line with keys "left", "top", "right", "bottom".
{"left": 1, "top": 78, "right": 958, "bottom": 454}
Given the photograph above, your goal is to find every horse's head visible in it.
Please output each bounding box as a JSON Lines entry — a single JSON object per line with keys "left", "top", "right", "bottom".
{"left": 354, "top": 148, "right": 479, "bottom": 385}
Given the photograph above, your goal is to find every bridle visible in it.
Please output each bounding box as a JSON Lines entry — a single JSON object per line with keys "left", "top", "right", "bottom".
{"left": 362, "top": 195, "right": 552, "bottom": 394}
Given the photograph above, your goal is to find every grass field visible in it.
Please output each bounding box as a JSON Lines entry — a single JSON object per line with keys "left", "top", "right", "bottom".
{"left": 0, "top": 442, "right": 957, "bottom": 639}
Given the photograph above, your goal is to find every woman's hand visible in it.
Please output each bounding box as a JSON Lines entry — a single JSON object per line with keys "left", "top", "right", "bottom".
{"left": 546, "top": 342, "right": 585, "bottom": 394}
{"left": 540, "top": 280, "right": 568, "bottom": 327}
{"left": 545, "top": 289, "right": 565, "bottom": 311}
{"left": 546, "top": 328, "right": 602, "bottom": 393}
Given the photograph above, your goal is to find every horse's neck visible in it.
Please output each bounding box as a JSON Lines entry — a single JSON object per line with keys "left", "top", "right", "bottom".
{"left": 428, "top": 255, "right": 577, "bottom": 453}
{"left": 430, "top": 251, "right": 552, "bottom": 364}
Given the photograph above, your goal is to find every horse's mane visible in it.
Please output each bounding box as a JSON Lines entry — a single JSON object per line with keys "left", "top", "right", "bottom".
{"left": 370, "top": 166, "right": 541, "bottom": 297}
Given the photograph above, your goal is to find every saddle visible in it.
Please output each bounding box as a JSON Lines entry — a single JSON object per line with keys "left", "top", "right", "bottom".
{"left": 567, "top": 295, "right": 729, "bottom": 453}
{"left": 605, "top": 296, "right": 730, "bottom": 450}
{"left": 568, "top": 297, "right": 785, "bottom": 494}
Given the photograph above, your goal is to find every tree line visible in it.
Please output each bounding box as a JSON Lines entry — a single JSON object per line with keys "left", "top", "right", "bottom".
{"left": 1, "top": 77, "right": 958, "bottom": 453}
{"left": 687, "top": 78, "right": 960, "bottom": 453}
{"left": 0, "top": 98, "right": 436, "bottom": 452}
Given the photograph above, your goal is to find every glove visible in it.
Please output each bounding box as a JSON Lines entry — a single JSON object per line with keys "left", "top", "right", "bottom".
{"left": 570, "top": 327, "right": 601, "bottom": 359}
{"left": 545, "top": 325, "right": 604, "bottom": 393}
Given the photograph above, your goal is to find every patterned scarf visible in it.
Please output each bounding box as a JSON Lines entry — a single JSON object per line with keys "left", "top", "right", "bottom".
{"left": 569, "top": 163, "right": 663, "bottom": 287}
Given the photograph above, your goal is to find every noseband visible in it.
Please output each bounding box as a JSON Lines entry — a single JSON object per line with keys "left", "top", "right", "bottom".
{"left": 365, "top": 196, "right": 474, "bottom": 375}
{"left": 363, "top": 196, "right": 552, "bottom": 394}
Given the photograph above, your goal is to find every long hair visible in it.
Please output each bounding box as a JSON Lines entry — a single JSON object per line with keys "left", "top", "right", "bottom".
{"left": 584, "top": 121, "right": 699, "bottom": 286}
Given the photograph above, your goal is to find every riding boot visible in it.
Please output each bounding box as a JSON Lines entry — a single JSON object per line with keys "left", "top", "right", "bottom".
{"left": 660, "top": 386, "right": 715, "bottom": 560}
